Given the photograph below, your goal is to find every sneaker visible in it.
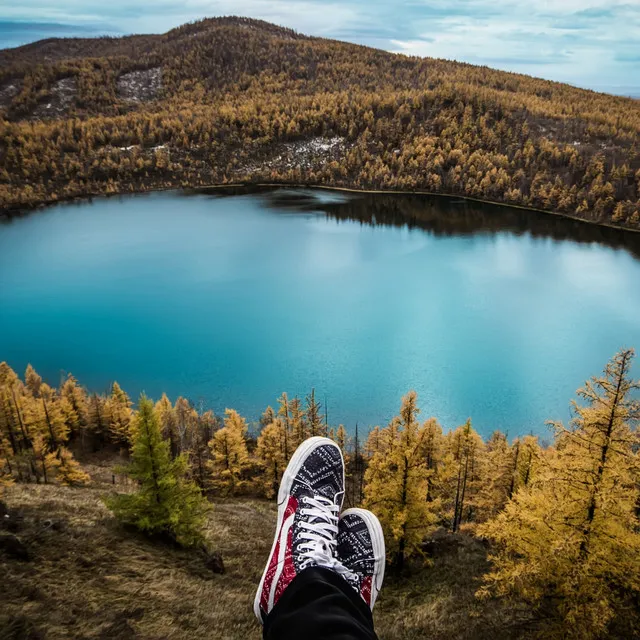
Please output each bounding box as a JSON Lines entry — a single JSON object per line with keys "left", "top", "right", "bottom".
{"left": 337, "top": 508, "right": 386, "bottom": 610}
{"left": 254, "top": 436, "right": 347, "bottom": 623}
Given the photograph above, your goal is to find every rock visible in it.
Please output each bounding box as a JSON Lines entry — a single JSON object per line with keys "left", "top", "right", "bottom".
{"left": 122, "top": 607, "right": 144, "bottom": 621}
{"left": 204, "top": 551, "right": 225, "bottom": 574}
{"left": 421, "top": 527, "right": 463, "bottom": 557}
{"left": 0, "top": 533, "right": 30, "bottom": 561}
{"left": 1, "top": 508, "right": 25, "bottom": 533}
{"left": 98, "top": 617, "right": 136, "bottom": 640}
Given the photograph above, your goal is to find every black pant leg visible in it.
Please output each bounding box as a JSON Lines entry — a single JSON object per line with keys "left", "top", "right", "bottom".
{"left": 263, "top": 567, "right": 378, "bottom": 640}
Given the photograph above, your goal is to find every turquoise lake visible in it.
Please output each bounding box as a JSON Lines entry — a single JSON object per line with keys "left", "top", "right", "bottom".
{"left": 1, "top": 188, "right": 640, "bottom": 438}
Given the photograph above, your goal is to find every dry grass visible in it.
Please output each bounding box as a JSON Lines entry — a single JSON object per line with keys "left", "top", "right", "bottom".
{"left": 1, "top": 480, "right": 535, "bottom": 640}
{"left": 1, "top": 484, "right": 274, "bottom": 640}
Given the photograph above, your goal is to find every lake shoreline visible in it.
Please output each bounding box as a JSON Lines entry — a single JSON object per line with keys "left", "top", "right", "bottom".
{"left": 2, "top": 180, "right": 639, "bottom": 236}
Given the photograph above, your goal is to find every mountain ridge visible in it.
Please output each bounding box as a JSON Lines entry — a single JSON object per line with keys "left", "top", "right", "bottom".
{"left": 1, "top": 16, "right": 639, "bottom": 229}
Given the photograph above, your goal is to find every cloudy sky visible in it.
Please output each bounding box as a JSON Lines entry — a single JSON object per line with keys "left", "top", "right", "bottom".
{"left": 1, "top": 0, "right": 639, "bottom": 96}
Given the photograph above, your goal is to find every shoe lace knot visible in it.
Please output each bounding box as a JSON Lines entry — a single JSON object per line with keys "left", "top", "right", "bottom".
{"left": 297, "top": 494, "right": 359, "bottom": 585}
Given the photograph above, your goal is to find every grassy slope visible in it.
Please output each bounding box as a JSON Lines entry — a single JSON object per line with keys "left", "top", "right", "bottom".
{"left": 1, "top": 464, "right": 532, "bottom": 639}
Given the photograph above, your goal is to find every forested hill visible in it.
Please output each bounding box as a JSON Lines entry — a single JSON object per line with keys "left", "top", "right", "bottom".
{"left": 1, "top": 16, "right": 639, "bottom": 229}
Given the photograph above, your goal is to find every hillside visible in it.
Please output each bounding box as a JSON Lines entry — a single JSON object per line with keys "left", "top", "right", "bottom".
{"left": 0, "top": 479, "right": 530, "bottom": 640}
{"left": 0, "top": 16, "right": 639, "bottom": 228}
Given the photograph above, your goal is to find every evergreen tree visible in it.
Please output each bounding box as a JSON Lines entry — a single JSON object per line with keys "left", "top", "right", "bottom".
{"left": 105, "top": 396, "right": 209, "bottom": 547}
{"left": 363, "top": 391, "right": 439, "bottom": 569}
{"left": 479, "top": 350, "right": 640, "bottom": 638}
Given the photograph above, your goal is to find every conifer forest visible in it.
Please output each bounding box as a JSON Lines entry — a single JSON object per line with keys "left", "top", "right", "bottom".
{"left": 1, "top": 17, "right": 640, "bottom": 230}
{"left": 1, "top": 350, "right": 639, "bottom": 638}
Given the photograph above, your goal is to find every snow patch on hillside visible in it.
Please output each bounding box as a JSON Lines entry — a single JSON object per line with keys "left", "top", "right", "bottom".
{"left": 117, "top": 68, "right": 162, "bottom": 102}
{"left": 241, "top": 137, "right": 349, "bottom": 175}
{"left": 32, "top": 77, "right": 76, "bottom": 119}
{"left": 0, "top": 82, "right": 19, "bottom": 109}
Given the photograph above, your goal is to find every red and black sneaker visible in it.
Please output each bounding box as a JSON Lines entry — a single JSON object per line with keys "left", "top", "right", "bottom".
{"left": 254, "top": 436, "right": 346, "bottom": 623}
{"left": 337, "top": 508, "right": 386, "bottom": 610}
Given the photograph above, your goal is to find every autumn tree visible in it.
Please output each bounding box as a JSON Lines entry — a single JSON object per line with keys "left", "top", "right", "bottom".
{"left": 255, "top": 417, "right": 286, "bottom": 498}
{"left": 363, "top": 391, "right": 439, "bottom": 569}
{"left": 188, "top": 408, "right": 217, "bottom": 489}
{"left": 306, "top": 389, "right": 325, "bottom": 437}
{"left": 475, "top": 431, "right": 517, "bottom": 520}
{"left": 443, "top": 419, "right": 485, "bottom": 531}
{"left": 60, "top": 375, "right": 89, "bottom": 442}
{"left": 208, "top": 408, "right": 250, "bottom": 495}
{"left": 107, "top": 381, "right": 133, "bottom": 445}
{"left": 155, "top": 393, "right": 179, "bottom": 458}
{"left": 479, "top": 349, "right": 640, "bottom": 638}
{"left": 105, "top": 395, "right": 209, "bottom": 547}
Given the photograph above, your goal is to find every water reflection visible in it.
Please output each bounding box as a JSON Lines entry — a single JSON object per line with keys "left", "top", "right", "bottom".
{"left": 190, "top": 186, "right": 640, "bottom": 260}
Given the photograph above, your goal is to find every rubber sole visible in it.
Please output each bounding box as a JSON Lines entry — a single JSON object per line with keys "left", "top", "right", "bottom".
{"left": 253, "top": 436, "right": 345, "bottom": 623}
{"left": 340, "top": 507, "right": 386, "bottom": 609}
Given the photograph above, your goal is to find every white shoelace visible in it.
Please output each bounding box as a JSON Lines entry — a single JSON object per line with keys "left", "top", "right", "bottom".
{"left": 297, "top": 495, "right": 359, "bottom": 585}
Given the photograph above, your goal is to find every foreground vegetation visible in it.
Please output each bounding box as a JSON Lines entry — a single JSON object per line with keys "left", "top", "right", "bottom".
{"left": 1, "top": 17, "right": 639, "bottom": 229}
{"left": 1, "top": 349, "right": 639, "bottom": 638}
{"left": 1, "top": 483, "right": 526, "bottom": 640}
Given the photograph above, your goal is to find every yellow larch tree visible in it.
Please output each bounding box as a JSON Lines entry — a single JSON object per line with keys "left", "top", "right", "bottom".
{"left": 516, "top": 434, "right": 542, "bottom": 489}
{"left": 208, "top": 409, "right": 250, "bottom": 495}
{"left": 334, "top": 424, "right": 348, "bottom": 456}
{"left": 363, "top": 391, "right": 439, "bottom": 569}
{"left": 475, "top": 430, "right": 517, "bottom": 521}
{"left": 422, "top": 417, "right": 444, "bottom": 503}
{"left": 276, "top": 393, "right": 293, "bottom": 460}
{"left": 154, "top": 393, "right": 179, "bottom": 458}
{"left": 479, "top": 349, "right": 640, "bottom": 639}
{"left": 255, "top": 418, "right": 287, "bottom": 498}
{"left": 306, "top": 388, "right": 326, "bottom": 437}
{"left": 60, "top": 374, "right": 89, "bottom": 441}
{"left": 107, "top": 381, "right": 133, "bottom": 445}
{"left": 289, "top": 396, "right": 306, "bottom": 450}
{"left": 443, "top": 419, "right": 485, "bottom": 532}
{"left": 364, "top": 426, "right": 382, "bottom": 457}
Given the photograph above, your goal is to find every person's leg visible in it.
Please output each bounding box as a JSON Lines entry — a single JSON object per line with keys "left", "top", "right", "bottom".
{"left": 254, "top": 437, "right": 385, "bottom": 640}
{"left": 263, "top": 566, "right": 377, "bottom": 640}
{"left": 337, "top": 509, "right": 386, "bottom": 611}
{"left": 253, "top": 436, "right": 348, "bottom": 622}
